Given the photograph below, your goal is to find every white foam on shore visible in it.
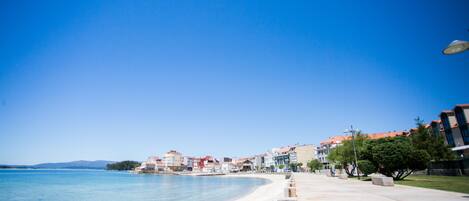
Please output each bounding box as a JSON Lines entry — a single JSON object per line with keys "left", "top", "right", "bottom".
{"left": 223, "top": 174, "right": 285, "bottom": 201}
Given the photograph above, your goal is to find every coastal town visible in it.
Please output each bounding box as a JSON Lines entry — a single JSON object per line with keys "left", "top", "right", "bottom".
{"left": 134, "top": 103, "right": 469, "bottom": 175}
{"left": 2, "top": 1, "right": 468, "bottom": 201}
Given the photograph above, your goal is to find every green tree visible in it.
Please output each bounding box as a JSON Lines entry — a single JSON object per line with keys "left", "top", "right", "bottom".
{"left": 307, "top": 159, "right": 322, "bottom": 172}
{"left": 106, "top": 161, "right": 141, "bottom": 171}
{"left": 357, "top": 160, "right": 377, "bottom": 176}
{"left": 297, "top": 162, "right": 303, "bottom": 168}
{"left": 371, "top": 137, "right": 430, "bottom": 180}
{"left": 327, "top": 132, "right": 368, "bottom": 176}
{"left": 278, "top": 164, "right": 285, "bottom": 170}
{"left": 289, "top": 162, "right": 298, "bottom": 172}
{"left": 411, "top": 117, "right": 455, "bottom": 161}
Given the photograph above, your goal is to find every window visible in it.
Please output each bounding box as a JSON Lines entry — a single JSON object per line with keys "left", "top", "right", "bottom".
{"left": 455, "top": 108, "right": 467, "bottom": 125}
{"left": 461, "top": 126, "right": 469, "bottom": 145}
{"left": 442, "top": 115, "right": 451, "bottom": 130}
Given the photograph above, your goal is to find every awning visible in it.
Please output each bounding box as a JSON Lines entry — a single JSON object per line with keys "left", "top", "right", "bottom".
{"left": 451, "top": 145, "right": 469, "bottom": 151}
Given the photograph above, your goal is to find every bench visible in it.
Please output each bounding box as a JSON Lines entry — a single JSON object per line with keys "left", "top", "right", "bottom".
{"left": 371, "top": 176, "right": 394, "bottom": 186}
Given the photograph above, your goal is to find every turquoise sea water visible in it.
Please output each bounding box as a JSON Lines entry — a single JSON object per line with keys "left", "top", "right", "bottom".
{"left": 0, "top": 169, "right": 267, "bottom": 201}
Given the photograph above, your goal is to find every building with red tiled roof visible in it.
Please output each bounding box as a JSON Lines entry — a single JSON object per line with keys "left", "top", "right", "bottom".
{"left": 320, "top": 131, "right": 407, "bottom": 145}
{"left": 455, "top": 104, "right": 469, "bottom": 108}
{"left": 320, "top": 136, "right": 350, "bottom": 146}
{"left": 367, "top": 131, "right": 408, "bottom": 139}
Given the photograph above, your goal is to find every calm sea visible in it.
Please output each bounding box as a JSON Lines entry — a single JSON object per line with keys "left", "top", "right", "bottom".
{"left": 0, "top": 169, "right": 268, "bottom": 201}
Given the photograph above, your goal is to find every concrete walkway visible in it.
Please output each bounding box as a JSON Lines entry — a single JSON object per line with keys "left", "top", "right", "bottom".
{"left": 294, "top": 173, "right": 469, "bottom": 201}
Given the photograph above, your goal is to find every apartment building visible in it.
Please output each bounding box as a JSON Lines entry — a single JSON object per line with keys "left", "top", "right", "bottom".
{"left": 269, "top": 144, "right": 317, "bottom": 172}
{"left": 163, "top": 150, "right": 183, "bottom": 171}
{"left": 264, "top": 150, "right": 275, "bottom": 171}
{"left": 317, "top": 136, "right": 347, "bottom": 169}
{"left": 408, "top": 104, "right": 469, "bottom": 157}
{"left": 290, "top": 144, "right": 317, "bottom": 171}
{"left": 273, "top": 146, "right": 293, "bottom": 169}
{"left": 440, "top": 110, "right": 464, "bottom": 147}
{"left": 135, "top": 156, "right": 164, "bottom": 173}
{"left": 221, "top": 162, "right": 236, "bottom": 173}
{"left": 182, "top": 156, "right": 194, "bottom": 171}
{"left": 452, "top": 104, "right": 469, "bottom": 157}
{"left": 253, "top": 154, "right": 266, "bottom": 171}
{"left": 454, "top": 104, "right": 469, "bottom": 145}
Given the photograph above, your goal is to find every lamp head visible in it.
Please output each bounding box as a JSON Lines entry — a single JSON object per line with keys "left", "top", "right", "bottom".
{"left": 443, "top": 40, "right": 469, "bottom": 55}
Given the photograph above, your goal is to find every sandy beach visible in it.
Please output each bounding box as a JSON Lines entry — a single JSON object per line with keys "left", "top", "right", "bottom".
{"left": 224, "top": 174, "right": 286, "bottom": 201}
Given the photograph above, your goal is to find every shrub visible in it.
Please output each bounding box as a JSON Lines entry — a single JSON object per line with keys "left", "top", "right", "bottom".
{"left": 357, "top": 160, "right": 376, "bottom": 176}
{"left": 307, "top": 159, "right": 322, "bottom": 173}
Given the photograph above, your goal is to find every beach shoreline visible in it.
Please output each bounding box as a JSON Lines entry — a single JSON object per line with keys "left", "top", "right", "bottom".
{"left": 224, "top": 173, "right": 285, "bottom": 201}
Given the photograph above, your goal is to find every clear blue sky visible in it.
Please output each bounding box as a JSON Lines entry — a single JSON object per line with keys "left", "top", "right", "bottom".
{"left": 1, "top": 0, "right": 468, "bottom": 165}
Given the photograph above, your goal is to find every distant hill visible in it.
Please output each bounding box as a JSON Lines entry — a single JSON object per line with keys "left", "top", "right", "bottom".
{"left": 0, "top": 165, "right": 30, "bottom": 169}
{"left": 31, "top": 160, "right": 115, "bottom": 169}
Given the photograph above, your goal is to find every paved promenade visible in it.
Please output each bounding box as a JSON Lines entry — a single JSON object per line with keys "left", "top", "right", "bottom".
{"left": 295, "top": 173, "right": 469, "bottom": 201}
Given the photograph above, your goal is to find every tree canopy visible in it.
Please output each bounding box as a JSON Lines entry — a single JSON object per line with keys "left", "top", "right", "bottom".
{"left": 371, "top": 136, "right": 430, "bottom": 180}
{"left": 307, "top": 159, "right": 322, "bottom": 172}
{"left": 357, "top": 160, "right": 376, "bottom": 176}
{"left": 327, "top": 132, "right": 367, "bottom": 176}
{"left": 106, "top": 161, "right": 141, "bottom": 171}
{"left": 278, "top": 164, "right": 285, "bottom": 169}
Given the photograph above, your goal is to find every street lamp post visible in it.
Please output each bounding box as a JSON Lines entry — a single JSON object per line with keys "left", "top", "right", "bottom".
{"left": 345, "top": 125, "right": 360, "bottom": 180}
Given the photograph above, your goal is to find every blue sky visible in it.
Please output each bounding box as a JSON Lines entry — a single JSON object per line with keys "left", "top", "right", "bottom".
{"left": 1, "top": 0, "right": 468, "bottom": 165}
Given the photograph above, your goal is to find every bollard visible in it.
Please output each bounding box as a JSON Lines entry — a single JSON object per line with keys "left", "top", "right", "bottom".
{"left": 277, "top": 198, "right": 298, "bottom": 201}
{"left": 288, "top": 187, "right": 297, "bottom": 197}
{"left": 284, "top": 187, "right": 297, "bottom": 197}
{"left": 284, "top": 187, "right": 289, "bottom": 197}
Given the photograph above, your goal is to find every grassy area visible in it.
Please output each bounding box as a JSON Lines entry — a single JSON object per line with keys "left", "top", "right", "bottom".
{"left": 395, "top": 175, "right": 469, "bottom": 194}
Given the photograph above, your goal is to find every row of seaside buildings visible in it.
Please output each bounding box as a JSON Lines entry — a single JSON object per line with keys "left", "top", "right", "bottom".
{"left": 135, "top": 104, "right": 469, "bottom": 173}
{"left": 135, "top": 144, "right": 318, "bottom": 174}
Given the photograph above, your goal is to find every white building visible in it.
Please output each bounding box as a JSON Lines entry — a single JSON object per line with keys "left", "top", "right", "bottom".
{"left": 253, "top": 154, "right": 266, "bottom": 171}
{"left": 317, "top": 136, "right": 347, "bottom": 169}
{"left": 163, "top": 150, "right": 183, "bottom": 171}
{"left": 135, "top": 156, "right": 164, "bottom": 172}
{"left": 182, "top": 156, "right": 194, "bottom": 171}
{"left": 221, "top": 162, "right": 236, "bottom": 173}
{"left": 264, "top": 150, "right": 275, "bottom": 171}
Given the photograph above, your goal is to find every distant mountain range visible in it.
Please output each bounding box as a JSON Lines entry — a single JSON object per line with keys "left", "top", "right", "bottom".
{"left": 0, "top": 160, "right": 116, "bottom": 169}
